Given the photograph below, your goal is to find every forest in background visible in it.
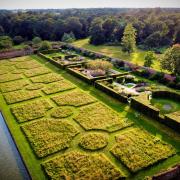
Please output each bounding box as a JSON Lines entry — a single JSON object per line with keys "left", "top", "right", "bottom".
{"left": 0, "top": 8, "right": 180, "bottom": 51}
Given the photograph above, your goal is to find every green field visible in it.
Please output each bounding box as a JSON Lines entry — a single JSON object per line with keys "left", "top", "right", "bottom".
{"left": 72, "top": 38, "right": 163, "bottom": 71}
{"left": 0, "top": 55, "right": 179, "bottom": 180}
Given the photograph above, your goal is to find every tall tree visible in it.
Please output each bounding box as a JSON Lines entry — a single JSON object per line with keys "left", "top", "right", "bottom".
{"left": 144, "top": 51, "right": 156, "bottom": 67}
{"left": 121, "top": 24, "right": 136, "bottom": 53}
{"left": 161, "top": 44, "right": 180, "bottom": 75}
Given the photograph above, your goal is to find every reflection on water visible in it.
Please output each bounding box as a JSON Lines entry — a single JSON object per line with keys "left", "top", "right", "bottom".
{"left": 0, "top": 112, "right": 31, "bottom": 180}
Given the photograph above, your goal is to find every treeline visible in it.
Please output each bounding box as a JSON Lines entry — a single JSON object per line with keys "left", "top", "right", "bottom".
{"left": 0, "top": 8, "right": 180, "bottom": 50}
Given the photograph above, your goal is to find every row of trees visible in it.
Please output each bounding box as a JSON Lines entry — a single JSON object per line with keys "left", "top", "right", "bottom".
{"left": 0, "top": 8, "right": 179, "bottom": 49}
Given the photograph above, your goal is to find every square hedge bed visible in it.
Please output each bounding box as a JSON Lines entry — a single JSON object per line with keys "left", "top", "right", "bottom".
{"left": 111, "top": 127, "right": 176, "bottom": 173}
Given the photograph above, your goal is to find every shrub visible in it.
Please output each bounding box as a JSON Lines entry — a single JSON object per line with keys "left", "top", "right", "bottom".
{"left": 111, "top": 127, "right": 176, "bottom": 173}
{"left": 32, "top": 37, "right": 42, "bottom": 45}
{"left": 42, "top": 80, "right": 76, "bottom": 95}
{"left": 74, "top": 102, "right": 133, "bottom": 132}
{"left": 79, "top": 133, "right": 108, "bottom": 150}
{"left": 42, "top": 151, "right": 124, "bottom": 179}
{"left": 0, "top": 36, "right": 13, "bottom": 49}
{"left": 13, "top": 36, "right": 24, "bottom": 45}
{"left": 51, "top": 90, "right": 96, "bottom": 107}
{"left": 21, "top": 119, "right": 79, "bottom": 157}
{"left": 38, "top": 41, "right": 52, "bottom": 51}
{"left": 87, "top": 60, "right": 113, "bottom": 72}
{"left": 11, "top": 99, "right": 53, "bottom": 123}
{"left": 51, "top": 107, "right": 73, "bottom": 118}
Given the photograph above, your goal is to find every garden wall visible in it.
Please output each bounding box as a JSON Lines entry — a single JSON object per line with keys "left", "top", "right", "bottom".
{"left": 0, "top": 49, "right": 34, "bottom": 60}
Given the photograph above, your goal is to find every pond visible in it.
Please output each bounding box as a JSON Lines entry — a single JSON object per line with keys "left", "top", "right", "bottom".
{"left": 151, "top": 98, "right": 180, "bottom": 114}
{"left": 0, "top": 112, "right": 31, "bottom": 180}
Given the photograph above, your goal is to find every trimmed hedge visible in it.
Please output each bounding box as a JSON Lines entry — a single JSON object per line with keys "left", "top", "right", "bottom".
{"left": 95, "top": 78, "right": 128, "bottom": 103}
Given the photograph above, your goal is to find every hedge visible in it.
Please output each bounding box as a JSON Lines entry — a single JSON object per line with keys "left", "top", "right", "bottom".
{"left": 95, "top": 78, "right": 128, "bottom": 103}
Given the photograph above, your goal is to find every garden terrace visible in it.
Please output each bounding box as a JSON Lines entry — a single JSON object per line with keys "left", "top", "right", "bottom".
{"left": 111, "top": 127, "right": 176, "bottom": 173}
{"left": 74, "top": 102, "right": 133, "bottom": 132}
{"left": 131, "top": 91, "right": 180, "bottom": 132}
{"left": 38, "top": 50, "right": 87, "bottom": 69}
{"left": 51, "top": 89, "right": 97, "bottom": 107}
{"left": 21, "top": 119, "right": 80, "bottom": 158}
{"left": 67, "top": 65, "right": 122, "bottom": 84}
{"left": 11, "top": 99, "right": 53, "bottom": 123}
{"left": 79, "top": 133, "right": 108, "bottom": 150}
{"left": 42, "top": 80, "right": 76, "bottom": 95}
{"left": 42, "top": 151, "right": 125, "bottom": 179}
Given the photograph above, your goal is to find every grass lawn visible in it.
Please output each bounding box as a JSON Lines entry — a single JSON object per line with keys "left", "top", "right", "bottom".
{"left": 0, "top": 55, "right": 179, "bottom": 179}
{"left": 72, "top": 38, "right": 163, "bottom": 71}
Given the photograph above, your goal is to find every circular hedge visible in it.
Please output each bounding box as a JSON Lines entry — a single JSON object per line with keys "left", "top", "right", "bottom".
{"left": 79, "top": 133, "right": 108, "bottom": 150}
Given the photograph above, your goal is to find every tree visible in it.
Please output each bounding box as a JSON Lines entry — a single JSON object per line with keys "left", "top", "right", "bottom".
{"left": 121, "top": 24, "right": 136, "bottom": 53}
{"left": 38, "top": 41, "right": 52, "bottom": 51}
{"left": 13, "top": 36, "right": 24, "bottom": 45}
{"left": 89, "top": 18, "right": 105, "bottom": 45}
{"left": 61, "top": 32, "right": 76, "bottom": 43}
{"left": 0, "top": 36, "right": 13, "bottom": 49}
{"left": 160, "top": 44, "right": 180, "bottom": 75}
{"left": 144, "top": 51, "right": 156, "bottom": 67}
{"left": 32, "top": 37, "right": 42, "bottom": 45}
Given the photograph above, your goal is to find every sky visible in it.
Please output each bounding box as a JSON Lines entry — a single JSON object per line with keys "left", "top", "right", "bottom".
{"left": 0, "top": 0, "right": 180, "bottom": 9}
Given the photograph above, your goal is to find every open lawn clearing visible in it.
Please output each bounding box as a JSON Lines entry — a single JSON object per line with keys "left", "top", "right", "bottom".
{"left": 42, "top": 80, "right": 76, "bottom": 95}
{"left": 42, "top": 151, "right": 124, "bottom": 179}
{"left": 74, "top": 102, "right": 133, "bottom": 132}
{"left": 72, "top": 38, "right": 162, "bottom": 71}
{"left": 51, "top": 89, "right": 96, "bottom": 107}
{"left": 3, "top": 90, "right": 41, "bottom": 104}
{"left": 11, "top": 99, "right": 53, "bottom": 123}
{"left": 22, "top": 119, "right": 80, "bottom": 158}
{"left": 111, "top": 127, "right": 176, "bottom": 173}
{"left": 0, "top": 79, "right": 29, "bottom": 93}
{"left": 30, "top": 73, "right": 64, "bottom": 84}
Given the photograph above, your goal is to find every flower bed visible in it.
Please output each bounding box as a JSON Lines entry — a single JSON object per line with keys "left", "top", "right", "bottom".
{"left": 111, "top": 127, "right": 176, "bottom": 173}
{"left": 0, "top": 73, "right": 22, "bottom": 83}
{"left": 15, "top": 60, "right": 41, "bottom": 69}
{"left": 21, "top": 119, "right": 79, "bottom": 158}
{"left": 42, "top": 80, "right": 76, "bottom": 95}
{"left": 74, "top": 102, "right": 133, "bottom": 132}
{"left": 11, "top": 99, "right": 53, "bottom": 123}
{"left": 3, "top": 90, "right": 41, "bottom": 104}
{"left": 30, "top": 73, "right": 63, "bottom": 84}
{"left": 51, "top": 107, "right": 74, "bottom": 118}
{"left": 51, "top": 90, "right": 96, "bottom": 107}
{"left": 0, "top": 79, "right": 29, "bottom": 93}
{"left": 79, "top": 133, "right": 108, "bottom": 150}
{"left": 42, "top": 151, "right": 124, "bottom": 179}
{"left": 24, "top": 67, "right": 51, "bottom": 77}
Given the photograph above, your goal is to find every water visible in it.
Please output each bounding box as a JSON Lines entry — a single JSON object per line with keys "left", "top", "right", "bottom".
{"left": 0, "top": 112, "right": 31, "bottom": 180}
